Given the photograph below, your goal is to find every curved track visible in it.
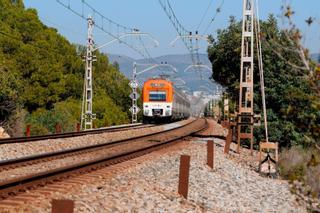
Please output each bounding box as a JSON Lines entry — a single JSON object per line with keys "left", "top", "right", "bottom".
{"left": 0, "top": 119, "right": 208, "bottom": 200}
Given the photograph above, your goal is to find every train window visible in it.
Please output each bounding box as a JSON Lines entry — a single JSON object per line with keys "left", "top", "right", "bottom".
{"left": 149, "top": 91, "right": 166, "bottom": 101}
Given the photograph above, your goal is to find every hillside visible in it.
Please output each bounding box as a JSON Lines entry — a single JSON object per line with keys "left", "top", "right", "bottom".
{"left": 0, "top": 0, "right": 131, "bottom": 136}
{"left": 108, "top": 53, "right": 217, "bottom": 91}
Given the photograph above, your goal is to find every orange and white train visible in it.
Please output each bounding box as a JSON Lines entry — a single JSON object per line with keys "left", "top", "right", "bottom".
{"left": 142, "top": 78, "right": 190, "bottom": 123}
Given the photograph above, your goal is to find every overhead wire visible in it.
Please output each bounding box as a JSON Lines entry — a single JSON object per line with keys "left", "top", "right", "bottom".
{"left": 203, "top": 0, "right": 225, "bottom": 35}
{"left": 57, "top": 0, "right": 169, "bottom": 79}
{"left": 197, "top": 0, "right": 213, "bottom": 31}
{"left": 158, "top": 0, "right": 193, "bottom": 52}
{"left": 137, "top": 34, "right": 168, "bottom": 75}
{"left": 56, "top": 0, "right": 152, "bottom": 60}
{"left": 159, "top": 0, "right": 205, "bottom": 80}
{"left": 81, "top": 0, "right": 133, "bottom": 32}
{"left": 40, "top": 16, "right": 87, "bottom": 37}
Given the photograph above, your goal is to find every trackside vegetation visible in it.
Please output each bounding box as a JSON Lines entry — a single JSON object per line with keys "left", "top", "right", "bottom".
{"left": 0, "top": 0, "right": 132, "bottom": 136}
{"left": 208, "top": 16, "right": 319, "bottom": 199}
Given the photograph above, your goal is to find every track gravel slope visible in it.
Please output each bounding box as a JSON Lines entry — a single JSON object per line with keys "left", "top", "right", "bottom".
{"left": 5, "top": 138, "right": 305, "bottom": 212}
{"left": 0, "top": 119, "right": 192, "bottom": 160}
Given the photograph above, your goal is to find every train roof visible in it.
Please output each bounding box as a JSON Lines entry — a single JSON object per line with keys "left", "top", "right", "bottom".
{"left": 144, "top": 78, "right": 172, "bottom": 84}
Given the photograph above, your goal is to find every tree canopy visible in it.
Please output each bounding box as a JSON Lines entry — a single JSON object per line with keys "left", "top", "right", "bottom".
{"left": 0, "top": 0, "right": 132, "bottom": 136}
{"left": 208, "top": 15, "right": 319, "bottom": 148}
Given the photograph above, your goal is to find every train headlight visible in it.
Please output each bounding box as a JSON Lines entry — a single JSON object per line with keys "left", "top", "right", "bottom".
{"left": 144, "top": 109, "right": 149, "bottom": 115}
{"left": 165, "top": 109, "right": 171, "bottom": 116}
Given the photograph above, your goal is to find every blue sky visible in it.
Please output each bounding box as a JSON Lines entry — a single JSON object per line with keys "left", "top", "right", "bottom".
{"left": 24, "top": 0, "right": 320, "bottom": 59}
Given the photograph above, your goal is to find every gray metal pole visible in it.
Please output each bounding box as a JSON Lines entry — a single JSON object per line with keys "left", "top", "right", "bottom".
{"left": 81, "top": 16, "right": 96, "bottom": 130}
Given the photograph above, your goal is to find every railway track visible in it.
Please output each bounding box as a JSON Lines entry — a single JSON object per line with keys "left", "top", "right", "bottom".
{"left": 0, "top": 123, "right": 152, "bottom": 144}
{"left": 0, "top": 118, "right": 207, "bottom": 201}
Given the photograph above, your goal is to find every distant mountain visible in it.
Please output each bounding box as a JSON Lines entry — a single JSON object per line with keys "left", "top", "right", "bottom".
{"left": 108, "top": 54, "right": 135, "bottom": 77}
{"left": 311, "top": 53, "right": 320, "bottom": 63}
{"left": 108, "top": 53, "right": 216, "bottom": 92}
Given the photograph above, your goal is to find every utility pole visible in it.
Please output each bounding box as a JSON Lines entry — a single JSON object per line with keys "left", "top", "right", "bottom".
{"left": 129, "top": 62, "right": 140, "bottom": 123}
{"left": 237, "top": 0, "right": 254, "bottom": 154}
{"left": 81, "top": 16, "right": 96, "bottom": 130}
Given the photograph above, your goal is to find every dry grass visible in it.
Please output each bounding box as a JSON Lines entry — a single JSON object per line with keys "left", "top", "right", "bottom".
{"left": 279, "top": 146, "right": 320, "bottom": 198}
{"left": 305, "top": 166, "right": 320, "bottom": 197}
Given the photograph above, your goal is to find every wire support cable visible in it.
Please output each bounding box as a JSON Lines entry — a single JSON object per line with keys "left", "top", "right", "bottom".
{"left": 158, "top": 0, "right": 205, "bottom": 80}
{"left": 137, "top": 35, "right": 168, "bottom": 74}
{"left": 81, "top": 0, "right": 134, "bottom": 32}
{"left": 254, "top": 0, "right": 269, "bottom": 142}
{"left": 203, "top": 0, "right": 225, "bottom": 35}
{"left": 158, "top": 0, "right": 194, "bottom": 53}
{"left": 56, "top": 0, "right": 151, "bottom": 59}
{"left": 197, "top": 0, "right": 214, "bottom": 31}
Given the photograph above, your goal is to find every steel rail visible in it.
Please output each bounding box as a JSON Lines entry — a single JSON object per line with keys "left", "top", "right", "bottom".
{"left": 0, "top": 120, "right": 197, "bottom": 169}
{"left": 0, "top": 119, "right": 208, "bottom": 199}
{"left": 0, "top": 123, "right": 152, "bottom": 145}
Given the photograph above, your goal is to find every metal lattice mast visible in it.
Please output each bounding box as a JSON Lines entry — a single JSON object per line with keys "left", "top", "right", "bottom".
{"left": 237, "top": 0, "right": 254, "bottom": 154}
{"left": 81, "top": 16, "right": 96, "bottom": 130}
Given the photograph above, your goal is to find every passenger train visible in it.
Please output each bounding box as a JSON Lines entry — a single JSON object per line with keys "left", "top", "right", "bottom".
{"left": 142, "top": 78, "right": 190, "bottom": 123}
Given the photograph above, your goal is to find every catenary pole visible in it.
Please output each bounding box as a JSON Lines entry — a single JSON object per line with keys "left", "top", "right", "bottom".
{"left": 81, "top": 16, "right": 96, "bottom": 130}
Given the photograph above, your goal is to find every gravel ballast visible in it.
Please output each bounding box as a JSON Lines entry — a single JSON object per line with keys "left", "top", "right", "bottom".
{"left": 0, "top": 119, "right": 193, "bottom": 161}
{"left": 10, "top": 138, "right": 305, "bottom": 212}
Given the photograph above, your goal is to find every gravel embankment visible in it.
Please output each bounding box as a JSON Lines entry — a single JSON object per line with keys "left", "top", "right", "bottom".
{"left": 16, "top": 138, "right": 305, "bottom": 212}
{"left": 0, "top": 140, "right": 151, "bottom": 182}
{"left": 0, "top": 119, "right": 193, "bottom": 160}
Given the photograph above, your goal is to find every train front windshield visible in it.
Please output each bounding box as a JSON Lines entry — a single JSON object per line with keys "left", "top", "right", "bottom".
{"left": 149, "top": 91, "right": 166, "bottom": 101}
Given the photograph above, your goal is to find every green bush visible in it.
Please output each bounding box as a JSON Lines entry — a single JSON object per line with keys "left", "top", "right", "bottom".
{"left": 25, "top": 108, "right": 57, "bottom": 135}
{"left": 93, "top": 93, "right": 129, "bottom": 127}
{"left": 53, "top": 99, "right": 81, "bottom": 132}
{"left": 28, "top": 123, "right": 49, "bottom": 136}
{"left": 25, "top": 99, "right": 80, "bottom": 135}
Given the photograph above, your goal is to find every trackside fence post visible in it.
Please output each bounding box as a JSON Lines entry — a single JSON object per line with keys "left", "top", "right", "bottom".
{"left": 207, "top": 140, "right": 214, "bottom": 169}
{"left": 224, "top": 124, "right": 232, "bottom": 154}
{"left": 76, "top": 123, "right": 81, "bottom": 132}
{"left": 51, "top": 199, "right": 74, "bottom": 213}
{"left": 55, "top": 123, "right": 61, "bottom": 134}
{"left": 178, "top": 155, "right": 191, "bottom": 199}
{"left": 26, "top": 125, "right": 31, "bottom": 137}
